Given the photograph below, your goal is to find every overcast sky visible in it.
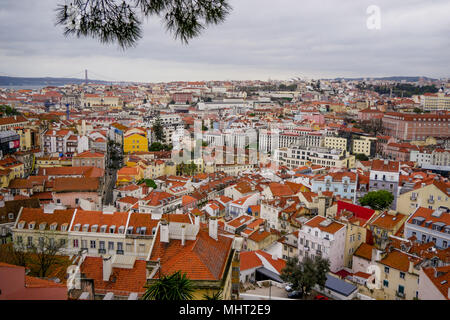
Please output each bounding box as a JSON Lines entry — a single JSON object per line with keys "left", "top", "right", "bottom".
{"left": 0, "top": 0, "right": 449, "bottom": 82}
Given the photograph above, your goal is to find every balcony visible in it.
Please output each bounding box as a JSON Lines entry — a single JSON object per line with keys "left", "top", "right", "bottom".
{"left": 410, "top": 195, "right": 417, "bottom": 201}
{"left": 396, "top": 291, "right": 405, "bottom": 299}
{"left": 428, "top": 199, "right": 434, "bottom": 204}
{"left": 116, "top": 249, "right": 124, "bottom": 255}
{"left": 98, "top": 248, "right": 106, "bottom": 254}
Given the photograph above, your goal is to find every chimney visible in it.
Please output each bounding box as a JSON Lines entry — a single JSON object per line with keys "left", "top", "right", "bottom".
{"left": 102, "top": 256, "right": 112, "bottom": 282}
{"left": 408, "top": 260, "right": 414, "bottom": 274}
{"left": 160, "top": 219, "right": 169, "bottom": 243}
{"left": 194, "top": 214, "right": 200, "bottom": 227}
{"left": 43, "top": 168, "right": 46, "bottom": 176}
{"left": 181, "top": 224, "right": 186, "bottom": 246}
{"left": 271, "top": 253, "right": 278, "bottom": 261}
{"left": 209, "top": 216, "right": 218, "bottom": 240}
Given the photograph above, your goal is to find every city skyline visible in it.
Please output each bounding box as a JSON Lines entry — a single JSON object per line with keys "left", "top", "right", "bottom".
{"left": 1, "top": 0, "right": 450, "bottom": 82}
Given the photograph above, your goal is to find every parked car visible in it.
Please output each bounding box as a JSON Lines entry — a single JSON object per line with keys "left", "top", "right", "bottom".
{"left": 285, "top": 284, "right": 293, "bottom": 292}
{"left": 288, "top": 290, "right": 302, "bottom": 299}
{"left": 314, "top": 294, "right": 329, "bottom": 300}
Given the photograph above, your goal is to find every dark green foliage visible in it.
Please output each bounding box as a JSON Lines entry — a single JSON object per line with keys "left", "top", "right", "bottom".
{"left": 149, "top": 142, "right": 172, "bottom": 151}
{"left": 355, "top": 153, "right": 369, "bottom": 161}
{"left": 203, "top": 290, "right": 222, "bottom": 300}
{"left": 152, "top": 117, "right": 165, "bottom": 142}
{"left": 358, "top": 83, "right": 439, "bottom": 98}
{"left": 280, "top": 256, "right": 330, "bottom": 298}
{"left": 0, "top": 105, "right": 20, "bottom": 116}
{"left": 141, "top": 270, "right": 194, "bottom": 300}
{"left": 359, "top": 190, "right": 394, "bottom": 211}
{"left": 55, "top": 0, "right": 232, "bottom": 49}
{"left": 137, "top": 178, "right": 157, "bottom": 189}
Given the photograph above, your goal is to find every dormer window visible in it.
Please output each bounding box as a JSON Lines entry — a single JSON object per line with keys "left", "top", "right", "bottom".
{"left": 118, "top": 226, "right": 125, "bottom": 234}
{"left": 109, "top": 225, "right": 116, "bottom": 233}
{"left": 73, "top": 223, "right": 81, "bottom": 231}
{"left": 61, "top": 223, "right": 68, "bottom": 232}
{"left": 82, "top": 224, "right": 90, "bottom": 232}
{"left": 50, "top": 223, "right": 57, "bottom": 231}
{"left": 100, "top": 225, "right": 107, "bottom": 233}
{"left": 8, "top": 213, "right": 14, "bottom": 220}
{"left": 39, "top": 222, "right": 47, "bottom": 230}
{"left": 139, "top": 227, "right": 147, "bottom": 235}
{"left": 28, "top": 222, "right": 35, "bottom": 230}
{"left": 18, "top": 221, "right": 25, "bottom": 229}
{"left": 127, "top": 226, "right": 133, "bottom": 234}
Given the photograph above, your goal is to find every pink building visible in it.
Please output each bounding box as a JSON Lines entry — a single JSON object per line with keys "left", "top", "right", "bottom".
{"left": 0, "top": 262, "right": 67, "bottom": 300}
{"left": 298, "top": 216, "right": 346, "bottom": 273}
{"left": 358, "top": 108, "right": 384, "bottom": 121}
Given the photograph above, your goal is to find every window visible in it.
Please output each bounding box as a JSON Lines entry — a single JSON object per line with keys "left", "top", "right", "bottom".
{"left": 17, "top": 236, "right": 23, "bottom": 243}
{"left": 108, "top": 241, "right": 114, "bottom": 250}
{"left": 73, "top": 239, "right": 79, "bottom": 248}
{"left": 385, "top": 266, "right": 390, "bottom": 273}
{"left": 400, "top": 272, "right": 405, "bottom": 279}
{"left": 398, "top": 285, "right": 404, "bottom": 294}
{"left": 81, "top": 240, "right": 87, "bottom": 249}
{"left": 383, "top": 280, "right": 389, "bottom": 287}
{"left": 126, "top": 243, "right": 133, "bottom": 252}
{"left": 60, "top": 239, "right": 66, "bottom": 246}
{"left": 27, "top": 236, "right": 33, "bottom": 246}
{"left": 99, "top": 241, "right": 105, "bottom": 249}
{"left": 90, "top": 240, "right": 96, "bottom": 249}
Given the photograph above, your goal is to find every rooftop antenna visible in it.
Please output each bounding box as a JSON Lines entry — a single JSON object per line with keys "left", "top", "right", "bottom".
{"left": 85, "top": 69, "right": 88, "bottom": 85}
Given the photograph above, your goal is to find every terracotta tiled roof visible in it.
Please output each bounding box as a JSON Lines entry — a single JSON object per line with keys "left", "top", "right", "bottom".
{"left": 18, "top": 208, "right": 76, "bottom": 230}
{"left": 354, "top": 243, "right": 374, "bottom": 261}
{"left": 370, "top": 212, "right": 407, "bottom": 231}
{"left": 53, "top": 177, "right": 99, "bottom": 192}
{"left": 71, "top": 210, "right": 129, "bottom": 232}
{"left": 422, "top": 266, "right": 450, "bottom": 300}
{"left": 149, "top": 227, "right": 233, "bottom": 281}
{"left": 379, "top": 250, "right": 421, "bottom": 273}
{"left": 80, "top": 257, "right": 147, "bottom": 296}
{"left": 304, "top": 216, "right": 345, "bottom": 235}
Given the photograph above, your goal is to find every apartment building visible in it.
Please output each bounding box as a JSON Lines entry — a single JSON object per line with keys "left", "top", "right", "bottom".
{"left": 324, "top": 136, "right": 347, "bottom": 151}
{"left": 404, "top": 207, "right": 450, "bottom": 249}
{"left": 298, "top": 216, "right": 346, "bottom": 273}
{"left": 382, "top": 112, "right": 450, "bottom": 141}
{"left": 397, "top": 180, "right": 449, "bottom": 215}
{"left": 421, "top": 92, "right": 450, "bottom": 112}
{"left": 276, "top": 146, "right": 355, "bottom": 169}
{"left": 369, "top": 160, "right": 400, "bottom": 209}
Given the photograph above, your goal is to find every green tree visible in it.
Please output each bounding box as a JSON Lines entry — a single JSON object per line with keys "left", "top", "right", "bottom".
{"left": 202, "top": 140, "right": 208, "bottom": 147}
{"left": 203, "top": 290, "right": 222, "bottom": 300}
{"left": 55, "top": 0, "right": 232, "bottom": 49}
{"left": 152, "top": 117, "right": 165, "bottom": 142}
{"left": 355, "top": 153, "right": 369, "bottom": 161}
{"left": 141, "top": 270, "right": 194, "bottom": 300}
{"left": 137, "top": 179, "right": 157, "bottom": 189}
{"left": 280, "top": 256, "right": 330, "bottom": 299}
{"left": 149, "top": 142, "right": 164, "bottom": 151}
{"left": 359, "top": 190, "right": 394, "bottom": 211}
{"left": 413, "top": 107, "right": 423, "bottom": 114}
{"left": 0, "top": 105, "right": 20, "bottom": 116}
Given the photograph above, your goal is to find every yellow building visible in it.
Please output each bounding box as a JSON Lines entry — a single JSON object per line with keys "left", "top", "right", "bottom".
{"left": 0, "top": 157, "right": 25, "bottom": 179}
{"left": 35, "top": 156, "right": 71, "bottom": 169}
{"left": 123, "top": 129, "right": 149, "bottom": 154}
{"left": 397, "top": 180, "right": 450, "bottom": 215}
{"left": 352, "top": 137, "right": 375, "bottom": 156}
{"left": 422, "top": 92, "right": 450, "bottom": 112}
{"left": 324, "top": 137, "right": 348, "bottom": 151}
{"left": 376, "top": 250, "right": 420, "bottom": 300}
{"left": 0, "top": 168, "right": 13, "bottom": 188}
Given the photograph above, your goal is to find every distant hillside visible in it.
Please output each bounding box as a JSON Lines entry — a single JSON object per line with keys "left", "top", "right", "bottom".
{"left": 332, "top": 76, "right": 438, "bottom": 82}
{"left": 0, "top": 76, "right": 109, "bottom": 87}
